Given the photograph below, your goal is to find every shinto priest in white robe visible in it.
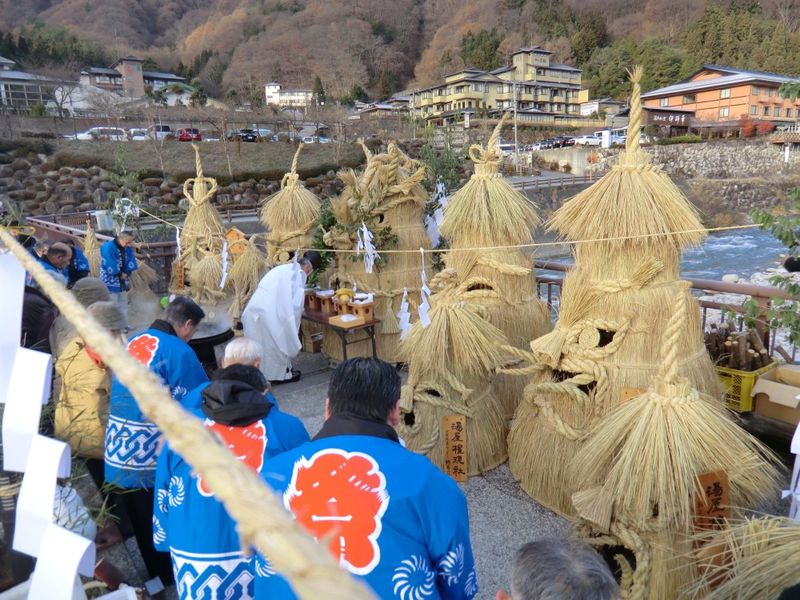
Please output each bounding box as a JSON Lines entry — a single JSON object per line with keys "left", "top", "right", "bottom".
{"left": 241, "top": 261, "right": 306, "bottom": 381}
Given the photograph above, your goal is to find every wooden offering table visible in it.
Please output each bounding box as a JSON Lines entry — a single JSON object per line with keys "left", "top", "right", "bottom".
{"left": 302, "top": 310, "right": 381, "bottom": 360}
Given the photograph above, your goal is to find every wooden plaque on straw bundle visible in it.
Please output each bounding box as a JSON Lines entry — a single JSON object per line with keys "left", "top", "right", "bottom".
{"left": 443, "top": 415, "right": 468, "bottom": 482}
{"left": 694, "top": 470, "right": 730, "bottom": 531}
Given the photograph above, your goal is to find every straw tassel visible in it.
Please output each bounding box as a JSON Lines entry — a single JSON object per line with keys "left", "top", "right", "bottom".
{"left": 130, "top": 260, "right": 158, "bottom": 292}
{"left": 379, "top": 298, "right": 400, "bottom": 334}
{"left": 82, "top": 219, "right": 101, "bottom": 277}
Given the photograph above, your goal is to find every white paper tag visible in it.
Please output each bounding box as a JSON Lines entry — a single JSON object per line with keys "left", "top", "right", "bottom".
{"left": 220, "top": 240, "right": 229, "bottom": 289}
{"left": 2, "top": 347, "right": 53, "bottom": 472}
{"left": 13, "top": 435, "right": 71, "bottom": 557}
{"left": 0, "top": 252, "right": 25, "bottom": 401}
{"left": 28, "top": 523, "right": 95, "bottom": 599}
{"left": 398, "top": 288, "right": 411, "bottom": 341}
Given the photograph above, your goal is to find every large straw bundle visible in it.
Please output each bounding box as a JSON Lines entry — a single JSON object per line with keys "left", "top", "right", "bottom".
{"left": 571, "top": 287, "right": 780, "bottom": 530}
{"left": 439, "top": 116, "right": 550, "bottom": 417}
{"left": 82, "top": 219, "right": 101, "bottom": 277}
{"left": 323, "top": 143, "right": 432, "bottom": 362}
{"left": 261, "top": 144, "right": 321, "bottom": 265}
{"left": 506, "top": 66, "right": 720, "bottom": 516}
{"left": 227, "top": 237, "right": 267, "bottom": 319}
{"left": 173, "top": 144, "right": 226, "bottom": 302}
{"left": 0, "top": 228, "right": 375, "bottom": 600}
{"left": 397, "top": 293, "right": 509, "bottom": 475}
{"left": 691, "top": 517, "right": 800, "bottom": 599}
{"left": 569, "top": 287, "right": 780, "bottom": 599}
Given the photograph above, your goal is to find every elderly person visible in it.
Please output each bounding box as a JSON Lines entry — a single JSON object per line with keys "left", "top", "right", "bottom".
{"left": 51, "top": 277, "right": 111, "bottom": 358}
{"left": 496, "top": 538, "right": 620, "bottom": 600}
{"left": 55, "top": 301, "right": 126, "bottom": 488}
{"left": 154, "top": 337, "right": 309, "bottom": 599}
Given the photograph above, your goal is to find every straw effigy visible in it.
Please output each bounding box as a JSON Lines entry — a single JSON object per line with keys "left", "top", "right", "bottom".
{"left": 439, "top": 114, "right": 550, "bottom": 418}
{"left": 0, "top": 227, "right": 375, "bottom": 600}
{"left": 690, "top": 517, "right": 800, "bottom": 599}
{"left": 569, "top": 286, "right": 780, "bottom": 599}
{"left": 322, "top": 142, "right": 432, "bottom": 361}
{"left": 261, "top": 143, "right": 321, "bottom": 266}
{"left": 396, "top": 290, "right": 509, "bottom": 475}
{"left": 172, "top": 143, "right": 226, "bottom": 303}
{"left": 505, "top": 66, "right": 721, "bottom": 516}
{"left": 82, "top": 219, "right": 101, "bottom": 277}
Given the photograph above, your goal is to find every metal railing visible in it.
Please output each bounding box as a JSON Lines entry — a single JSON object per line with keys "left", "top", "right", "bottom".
{"left": 24, "top": 216, "right": 797, "bottom": 362}
{"left": 535, "top": 260, "right": 798, "bottom": 362}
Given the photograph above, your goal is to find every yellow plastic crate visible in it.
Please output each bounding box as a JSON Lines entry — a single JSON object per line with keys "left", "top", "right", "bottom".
{"left": 715, "top": 361, "right": 777, "bottom": 412}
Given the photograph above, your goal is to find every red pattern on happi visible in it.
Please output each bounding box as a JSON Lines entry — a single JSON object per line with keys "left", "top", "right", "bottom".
{"left": 284, "top": 449, "right": 388, "bottom": 575}
{"left": 127, "top": 334, "right": 159, "bottom": 367}
{"left": 198, "top": 419, "right": 267, "bottom": 496}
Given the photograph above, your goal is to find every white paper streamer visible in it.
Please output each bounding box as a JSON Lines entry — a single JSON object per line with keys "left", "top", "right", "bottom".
{"left": 0, "top": 252, "right": 25, "bottom": 402}
{"left": 398, "top": 288, "right": 412, "bottom": 341}
{"left": 175, "top": 226, "right": 182, "bottom": 259}
{"left": 786, "top": 422, "right": 800, "bottom": 520}
{"left": 28, "top": 523, "right": 95, "bottom": 599}
{"left": 355, "top": 222, "right": 379, "bottom": 274}
{"left": 418, "top": 248, "right": 431, "bottom": 328}
{"left": 13, "top": 435, "right": 71, "bottom": 557}
{"left": 219, "top": 240, "right": 229, "bottom": 289}
{"left": 425, "top": 180, "right": 449, "bottom": 248}
{"left": 2, "top": 347, "right": 53, "bottom": 472}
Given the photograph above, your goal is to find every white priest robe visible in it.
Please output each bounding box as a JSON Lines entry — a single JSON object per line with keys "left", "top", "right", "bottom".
{"left": 241, "top": 262, "right": 307, "bottom": 381}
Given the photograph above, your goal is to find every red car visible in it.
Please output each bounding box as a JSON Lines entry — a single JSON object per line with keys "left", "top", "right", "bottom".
{"left": 177, "top": 128, "right": 202, "bottom": 142}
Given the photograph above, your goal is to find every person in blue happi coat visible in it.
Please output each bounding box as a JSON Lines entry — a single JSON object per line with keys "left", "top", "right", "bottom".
{"left": 105, "top": 295, "right": 208, "bottom": 588}
{"left": 65, "top": 239, "right": 90, "bottom": 286}
{"left": 38, "top": 241, "right": 72, "bottom": 285}
{"left": 100, "top": 230, "right": 138, "bottom": 323}
{"left": 253, "top": 358, "right": 478, "bottom": 600}
{"left": 154, "top": 337, "right": 309, "bottom": 600}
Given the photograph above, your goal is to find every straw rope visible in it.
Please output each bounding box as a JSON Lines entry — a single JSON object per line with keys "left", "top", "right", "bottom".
{"left": 0, "top": 480, "right": 21, "bottom": 498}
{"left": 626, "top": 66, "right": 643, "bottom": 154}
{"left": 0, "top": 227, "right": 374, "bottom": 600}
{"left": 660, "top": 283, "right": 689, "bottom": 383}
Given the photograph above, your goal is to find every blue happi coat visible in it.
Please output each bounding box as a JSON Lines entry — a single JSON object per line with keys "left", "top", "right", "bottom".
{"left": 100, "top": 239, "right": 138, "bottom": 293}
{"left": 153, "top": 388, "right": 309, "bottom": 600}
{"left": 104, "top": 322, "right": 208, "bottom": 488}
{"left": 37, "top": 257, "right": 69, "bottom": 285}
{"left": 253, "top": 416, "right": 478, "bottom": 600}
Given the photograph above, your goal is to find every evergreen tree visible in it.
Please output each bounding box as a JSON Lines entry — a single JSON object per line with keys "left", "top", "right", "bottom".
{"left": 312, "top": 74, "right": 326, "bottom": 104}
{"left": 459, "top": 29, "right": 502, "bottom": 70}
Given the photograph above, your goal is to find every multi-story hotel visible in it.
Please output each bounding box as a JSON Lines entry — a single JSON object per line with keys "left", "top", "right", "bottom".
{"left": 641, "top": 65, "right": 800, "bottom": 123}
{"left": 415, "top": 46, "right": 587, "bottom": 125}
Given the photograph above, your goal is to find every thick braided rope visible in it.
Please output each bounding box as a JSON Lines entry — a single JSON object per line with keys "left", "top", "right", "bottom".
{"left": 0, "top": 229, "right": 375, "bottom": 600}
{"left": 475, "top": 256, "right": 531, "bottom": 276}
{"left": 660, "top": 282, "right": 690, "bottom": 383}
{"left": 626, "top": 66, "right": 643, "bottom": 154}
{"left": 280, "top": 144, "right": 304, "bottom": 190}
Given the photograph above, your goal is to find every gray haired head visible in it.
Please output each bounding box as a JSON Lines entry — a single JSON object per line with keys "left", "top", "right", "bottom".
{"left": 511, "top": 538, "right": 620, "bottom": 600}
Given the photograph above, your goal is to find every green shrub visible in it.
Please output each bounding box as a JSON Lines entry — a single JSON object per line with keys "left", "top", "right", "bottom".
{"left": 655, "top": 134, "right": 703, "bottom": 145}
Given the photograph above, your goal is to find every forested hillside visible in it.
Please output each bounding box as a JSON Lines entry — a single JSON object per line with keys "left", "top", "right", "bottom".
{"left": 1, "top": 0, "right": 799, "bottom": 102}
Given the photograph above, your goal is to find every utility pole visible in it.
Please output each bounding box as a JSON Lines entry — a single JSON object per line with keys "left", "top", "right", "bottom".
{"left": 513, "top": 81, "right": 519, "bottom": 174}
{"left": 411, "top": 89, "right": 416, "bottom": 140}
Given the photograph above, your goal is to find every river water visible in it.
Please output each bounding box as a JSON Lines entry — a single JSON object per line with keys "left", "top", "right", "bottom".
{"left": 550, "top": 228, "right": 789, "bottom": 280}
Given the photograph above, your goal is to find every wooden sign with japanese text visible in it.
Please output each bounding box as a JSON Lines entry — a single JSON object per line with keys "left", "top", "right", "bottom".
{"left": 694, "top": 470, "right": 730, "bottom": 531}
{"left": 443, "top": 415, "right": 467, "bottom": 482}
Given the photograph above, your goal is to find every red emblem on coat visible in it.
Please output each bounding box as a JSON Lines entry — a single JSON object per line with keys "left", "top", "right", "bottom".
{"left": 127, "top": 334, "right": 159, "bottom": 367}
{"left": 198, "top": 419, "right": 268, "bottom": 496}
{"left": 283, "top": 449, "right": 389, "bottom": 575}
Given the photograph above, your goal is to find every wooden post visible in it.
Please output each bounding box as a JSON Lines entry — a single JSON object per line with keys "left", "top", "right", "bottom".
{"left": 753, "top": 297, "right": 770, "bottom": 350}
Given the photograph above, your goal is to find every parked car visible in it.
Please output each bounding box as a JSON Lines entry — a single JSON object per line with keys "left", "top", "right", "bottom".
{"left": 148, "top": 124, "right": 173, "bottom": 140}
{"left": 252, "top": 127, "right": 273, "bottom": 139}
{"left": 74, "top": 127, "right": 128, "bottom": 141}
{"left": 273, "top": 131, "right": 300, "bottom": 142}
{"left": 574, "top": 135, "right": 601, "bottom": 146}
{"left": 128, "top": 128, "right": 149, "bottom": 141}
{"left": 301, "top": 135, "right": 318, "bottom": 143}
{"left": 561, "top": 137, "right": 576, "bottom": 147}
{"left": 177, "top": 127, "right": 202, "bottom": 142}
{"left": 496, "top": 143, "right": 515, "bottom": 156}
{"left": 227, "top": 128, "right": 260, "bottom": 142}
{"left": 611, "top": 134, "right": 627, "bottom": 146}
{"left": 317, "top": 136, "right": 332, "bottom": 144}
